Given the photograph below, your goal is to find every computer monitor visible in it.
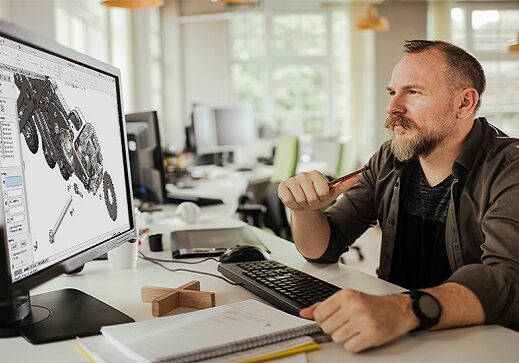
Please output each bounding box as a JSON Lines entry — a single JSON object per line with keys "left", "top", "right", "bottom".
{"left": 0, "top": 21, "right": 136, "bottom": 343}
{"left": 192, "top": 105, "right": 257, "bottom": 164}
{"left": 125, "top": 111, "right": 166, "bottom": 204}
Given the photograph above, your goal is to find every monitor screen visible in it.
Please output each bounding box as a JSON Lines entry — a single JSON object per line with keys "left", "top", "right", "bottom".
{"left": 0, "top": 21, "right": 135, "bottom": 342}
{"left": 192, "top": 105, "right": 256, "bottom": 156}
{"left": 125, "top": 111, "right": 165, "bottom": 204}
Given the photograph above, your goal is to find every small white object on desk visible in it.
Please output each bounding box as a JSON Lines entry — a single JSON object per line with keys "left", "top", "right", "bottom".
{"left": 107, "top": 241, "right": 138, "bottom": 269}
{"left": 175, "top": 201, "right": 201, "bottom": 224}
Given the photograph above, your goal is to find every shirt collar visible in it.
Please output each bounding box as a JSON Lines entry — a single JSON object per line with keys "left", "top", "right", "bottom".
{"left": 453, "top": 117, "right": 486, "bottom": 174}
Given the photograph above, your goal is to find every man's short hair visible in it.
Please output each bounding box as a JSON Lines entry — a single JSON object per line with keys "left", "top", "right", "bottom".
{"left": 403, "top": 40, "right": 486, "bottom": 110}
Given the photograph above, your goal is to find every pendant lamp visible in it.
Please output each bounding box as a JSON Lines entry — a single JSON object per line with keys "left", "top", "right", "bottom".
{"left": 101, "top": 0, "right": 164, "bottom": 9}
{"left": 507, "top": 32, "right": 519, "bottom": 53}
{"left": 356, "top": 4, "right": 389, "bottom": 32}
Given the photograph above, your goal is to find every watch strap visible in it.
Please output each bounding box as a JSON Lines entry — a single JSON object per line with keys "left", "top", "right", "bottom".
{"left": 403, "top": 289, "right": 441, "bottom": 332}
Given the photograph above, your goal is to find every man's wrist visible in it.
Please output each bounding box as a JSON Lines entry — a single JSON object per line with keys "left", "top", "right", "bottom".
{"left": 396, "top": 293, "right": 421, "bottom": 332}
{"left": 291, "top": 208, "right": 323, "bottom": 217}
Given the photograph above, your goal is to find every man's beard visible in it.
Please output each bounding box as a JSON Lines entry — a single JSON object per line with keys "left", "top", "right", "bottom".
{"left": 384, "top": 113, "right": 451, "bottom": 162}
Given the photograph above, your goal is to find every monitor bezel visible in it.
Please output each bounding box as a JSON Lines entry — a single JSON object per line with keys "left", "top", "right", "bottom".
{"left": 0, "top": 20, "right": 136, "bottom": 297}
{"left": 125, "top": 110, "right": 166, "bottom": 204}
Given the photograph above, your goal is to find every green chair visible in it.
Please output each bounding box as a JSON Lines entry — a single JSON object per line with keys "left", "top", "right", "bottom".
{"left": 333, "top": 142, "right": 365, "bottom": 261}
{"left": 334, "top": 142, "right": 357, "bottom": 178}
{"left": 270, "top": 135, "right": 299, "bottom": 183}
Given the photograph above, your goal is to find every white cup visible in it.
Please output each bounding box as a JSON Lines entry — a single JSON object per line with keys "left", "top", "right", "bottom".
{"left": 175, "top": 202, "right": 201, "bottom": 224}
{"left": 108, "top": 241, "right": 138, "bottom": 269}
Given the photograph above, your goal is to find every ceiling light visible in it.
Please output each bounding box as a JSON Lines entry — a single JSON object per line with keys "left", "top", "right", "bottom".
{"left": 356, "top": 4, "right": 389, "bottom": 32}
{"left": 507, "top": 32, "right": 519, "bottom": 53}
{"left": 100, "top": 0, "right": 164, "bottom": 9}
{"left": 212, "top": 0, "right": 257, "bottom": 4}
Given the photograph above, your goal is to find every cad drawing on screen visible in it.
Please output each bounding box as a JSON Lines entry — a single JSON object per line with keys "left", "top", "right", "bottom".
{"left": 15, "top": 74, "right": 118, "bottom": 246}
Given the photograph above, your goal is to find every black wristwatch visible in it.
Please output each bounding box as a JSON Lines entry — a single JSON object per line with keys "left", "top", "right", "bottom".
{"left": 403, "top": 290, "right": 442, "bottom": 332}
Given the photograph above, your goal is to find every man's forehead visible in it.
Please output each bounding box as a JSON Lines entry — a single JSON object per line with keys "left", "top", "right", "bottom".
{"left": 388, "top": 50, "right": 447, "bottom": 88}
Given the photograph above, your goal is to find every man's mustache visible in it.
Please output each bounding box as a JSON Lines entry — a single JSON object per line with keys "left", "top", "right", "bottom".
{"left": 384, "top": 114, "right": 417, "bottom": 130}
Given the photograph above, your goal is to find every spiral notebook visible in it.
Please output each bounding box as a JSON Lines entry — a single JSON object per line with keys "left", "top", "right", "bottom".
{"left": 78, "top": 300, "right": 322, "bottom": 363}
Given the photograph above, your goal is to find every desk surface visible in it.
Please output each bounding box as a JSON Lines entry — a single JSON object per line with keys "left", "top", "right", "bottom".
{"left": 2, "top": 226, "right": 518, "bottom": 363}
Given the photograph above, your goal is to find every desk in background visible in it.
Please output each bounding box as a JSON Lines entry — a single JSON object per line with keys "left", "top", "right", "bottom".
{"left": 166, "top": 164, "right": 274, "bottom": 206}
{"left": 2, "top": 224, "right": 518, "bottom": 363}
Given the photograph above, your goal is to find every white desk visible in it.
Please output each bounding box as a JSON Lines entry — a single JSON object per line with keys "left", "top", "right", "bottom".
{"left": 187, "top": 164, "right": 274, "bottom": 185}
{"left": 2, "top": 226, "right": 518, "bottom": 363}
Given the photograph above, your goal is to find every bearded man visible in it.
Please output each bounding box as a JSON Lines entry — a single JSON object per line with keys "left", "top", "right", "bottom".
{"left": 278, "top": 40, "right": 519, "bottom": 353}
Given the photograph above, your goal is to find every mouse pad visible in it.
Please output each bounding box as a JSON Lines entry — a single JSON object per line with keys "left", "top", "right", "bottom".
{"left": 171, "top": 227, "right": 270, "bottom": 258}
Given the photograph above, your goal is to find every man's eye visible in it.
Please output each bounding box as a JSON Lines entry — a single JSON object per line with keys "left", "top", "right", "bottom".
{"left": 408, "top": 90, "right": 419, "bottom": 95}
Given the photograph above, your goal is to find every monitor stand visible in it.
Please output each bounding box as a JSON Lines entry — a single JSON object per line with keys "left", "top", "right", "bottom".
{"left": 0, "top": 288, "right": 134, "bottom": 344}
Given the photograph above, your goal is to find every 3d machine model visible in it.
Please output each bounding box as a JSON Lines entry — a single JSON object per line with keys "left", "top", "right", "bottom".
{"left": 14, "top": 74, "right": 118, "bottom": 240}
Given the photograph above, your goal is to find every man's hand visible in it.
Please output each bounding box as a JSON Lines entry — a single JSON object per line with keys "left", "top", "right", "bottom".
{"left": 278, "top": 170, "right": 361, "bottom": 211}
{"left": 300, "top": 289, "right": 419, "bottom": 353}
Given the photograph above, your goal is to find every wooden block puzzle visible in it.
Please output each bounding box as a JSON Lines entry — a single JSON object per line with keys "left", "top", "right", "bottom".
{"left": 141, "top": 280, "right": 215, "bottom": 317}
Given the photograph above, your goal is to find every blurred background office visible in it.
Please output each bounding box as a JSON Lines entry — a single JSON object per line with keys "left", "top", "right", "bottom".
{"left": 1, "top": 0, "right": 517, "bottom": 174}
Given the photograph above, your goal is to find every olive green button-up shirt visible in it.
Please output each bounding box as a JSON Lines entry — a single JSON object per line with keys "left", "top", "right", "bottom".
{"left": 314, "top": 118, "right": 519, "bottom": 330}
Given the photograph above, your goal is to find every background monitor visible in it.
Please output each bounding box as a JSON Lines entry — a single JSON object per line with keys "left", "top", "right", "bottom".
{"left": 191, "top": 105, "right": 257, "bottom": 163}
{"left": 125, "top": 111, "right": 166, "bottom": 205}
{"left": 0, "top": 20, "right": 136, "bottom": 343}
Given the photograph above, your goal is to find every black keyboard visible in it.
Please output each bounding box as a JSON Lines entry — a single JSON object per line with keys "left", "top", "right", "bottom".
{"left": 166, "top": 194, "right": 224, "bottom": 207}
{"left": 218, "top": 260, "right": 341, "bottom": 315}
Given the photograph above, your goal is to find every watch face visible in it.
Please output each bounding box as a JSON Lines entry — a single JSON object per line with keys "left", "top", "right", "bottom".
{"left": 418, "top": 294, "right": 441, "bottom": 319}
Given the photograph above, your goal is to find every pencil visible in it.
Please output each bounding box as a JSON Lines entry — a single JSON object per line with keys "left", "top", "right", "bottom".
{"left": 328, "top": 165, "right": 370, "bottom": 186}
{"left": 239, "top": 342, "right": 321, "bottom": 363}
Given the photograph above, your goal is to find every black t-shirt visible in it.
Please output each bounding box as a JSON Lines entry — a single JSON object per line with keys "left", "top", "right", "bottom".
{"left": 389, "top": 159, "right": 453, "bottom": 290}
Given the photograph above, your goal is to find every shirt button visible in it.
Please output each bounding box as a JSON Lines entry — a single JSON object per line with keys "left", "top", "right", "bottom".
{"left": 394, "top": 181, "right": 399, "bottom": 187}
{"left": 388, "top": 218, "right": 394, "bottom": 225}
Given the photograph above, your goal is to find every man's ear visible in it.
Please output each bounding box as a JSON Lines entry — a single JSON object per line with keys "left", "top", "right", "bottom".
{"left": 456, "top": 88, "right": 479, "bottom": 120}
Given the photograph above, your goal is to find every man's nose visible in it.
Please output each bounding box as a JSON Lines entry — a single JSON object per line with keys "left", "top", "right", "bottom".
{"left": 386, "top": 94, "right": 405, "bottom": 115}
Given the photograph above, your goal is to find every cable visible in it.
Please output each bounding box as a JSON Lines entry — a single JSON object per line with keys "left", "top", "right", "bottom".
{"left": 139, "top": 254, "right": 219, "bottom": 264}
{"left": 138, "top": 251, "right": 242, "bottom": 286}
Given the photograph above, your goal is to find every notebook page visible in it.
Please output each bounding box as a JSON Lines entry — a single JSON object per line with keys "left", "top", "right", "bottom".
{"left": 101, "top": 299, "right": 318, "bottom": 362}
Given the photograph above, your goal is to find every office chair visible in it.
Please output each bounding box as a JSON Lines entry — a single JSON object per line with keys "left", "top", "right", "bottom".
{"left": 236, "top": 135, "right": 299, "bottom": 241}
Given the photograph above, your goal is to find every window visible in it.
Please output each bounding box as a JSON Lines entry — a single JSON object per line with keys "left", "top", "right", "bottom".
{"left": 54, "top": 0, "right": 109, "bottom": 63}
{"left": 451, "top": 5, "right": 519, "bottom": 137}
{"left": 148, "top": 8, "right": 163, "bottom": 122}
{"left": 54, "top": 2, "right": 163, "bottom": 121}
{"left": 230, "top": 11, "right": 350, "bottom": 138}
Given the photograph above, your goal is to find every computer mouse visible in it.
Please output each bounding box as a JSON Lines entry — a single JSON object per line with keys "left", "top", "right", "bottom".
{"left": 219, "top": 245, "right": 270, "bottom": 264}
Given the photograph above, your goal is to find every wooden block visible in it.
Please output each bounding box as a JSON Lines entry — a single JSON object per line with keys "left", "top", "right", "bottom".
{"left": 142, "top": 280, "right": 214, "bottom": 316}
{"left": 152, "top": 291, "right": 179, "bottom": 317}
{"left": 179, "top": 280, "right": 200, "bottom": 291}
{"left": 179, "top": 290, "right": 215, "bottom": 309}
{"left": 141, "top": 286, "right": 174, "bottom": 303}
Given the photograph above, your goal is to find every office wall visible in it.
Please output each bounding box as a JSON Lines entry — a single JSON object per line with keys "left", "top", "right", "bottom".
{"left": 0, "top": 0, "right": 56, "bottom": 40}
{"left": 373, "top": 1, "right": 428, "bottom": 147}
{"left": 182, "top": 20, "right": 232, "bottom": 127}
{"left": 161, "top": 1, "right": 184, "bottom": 149}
